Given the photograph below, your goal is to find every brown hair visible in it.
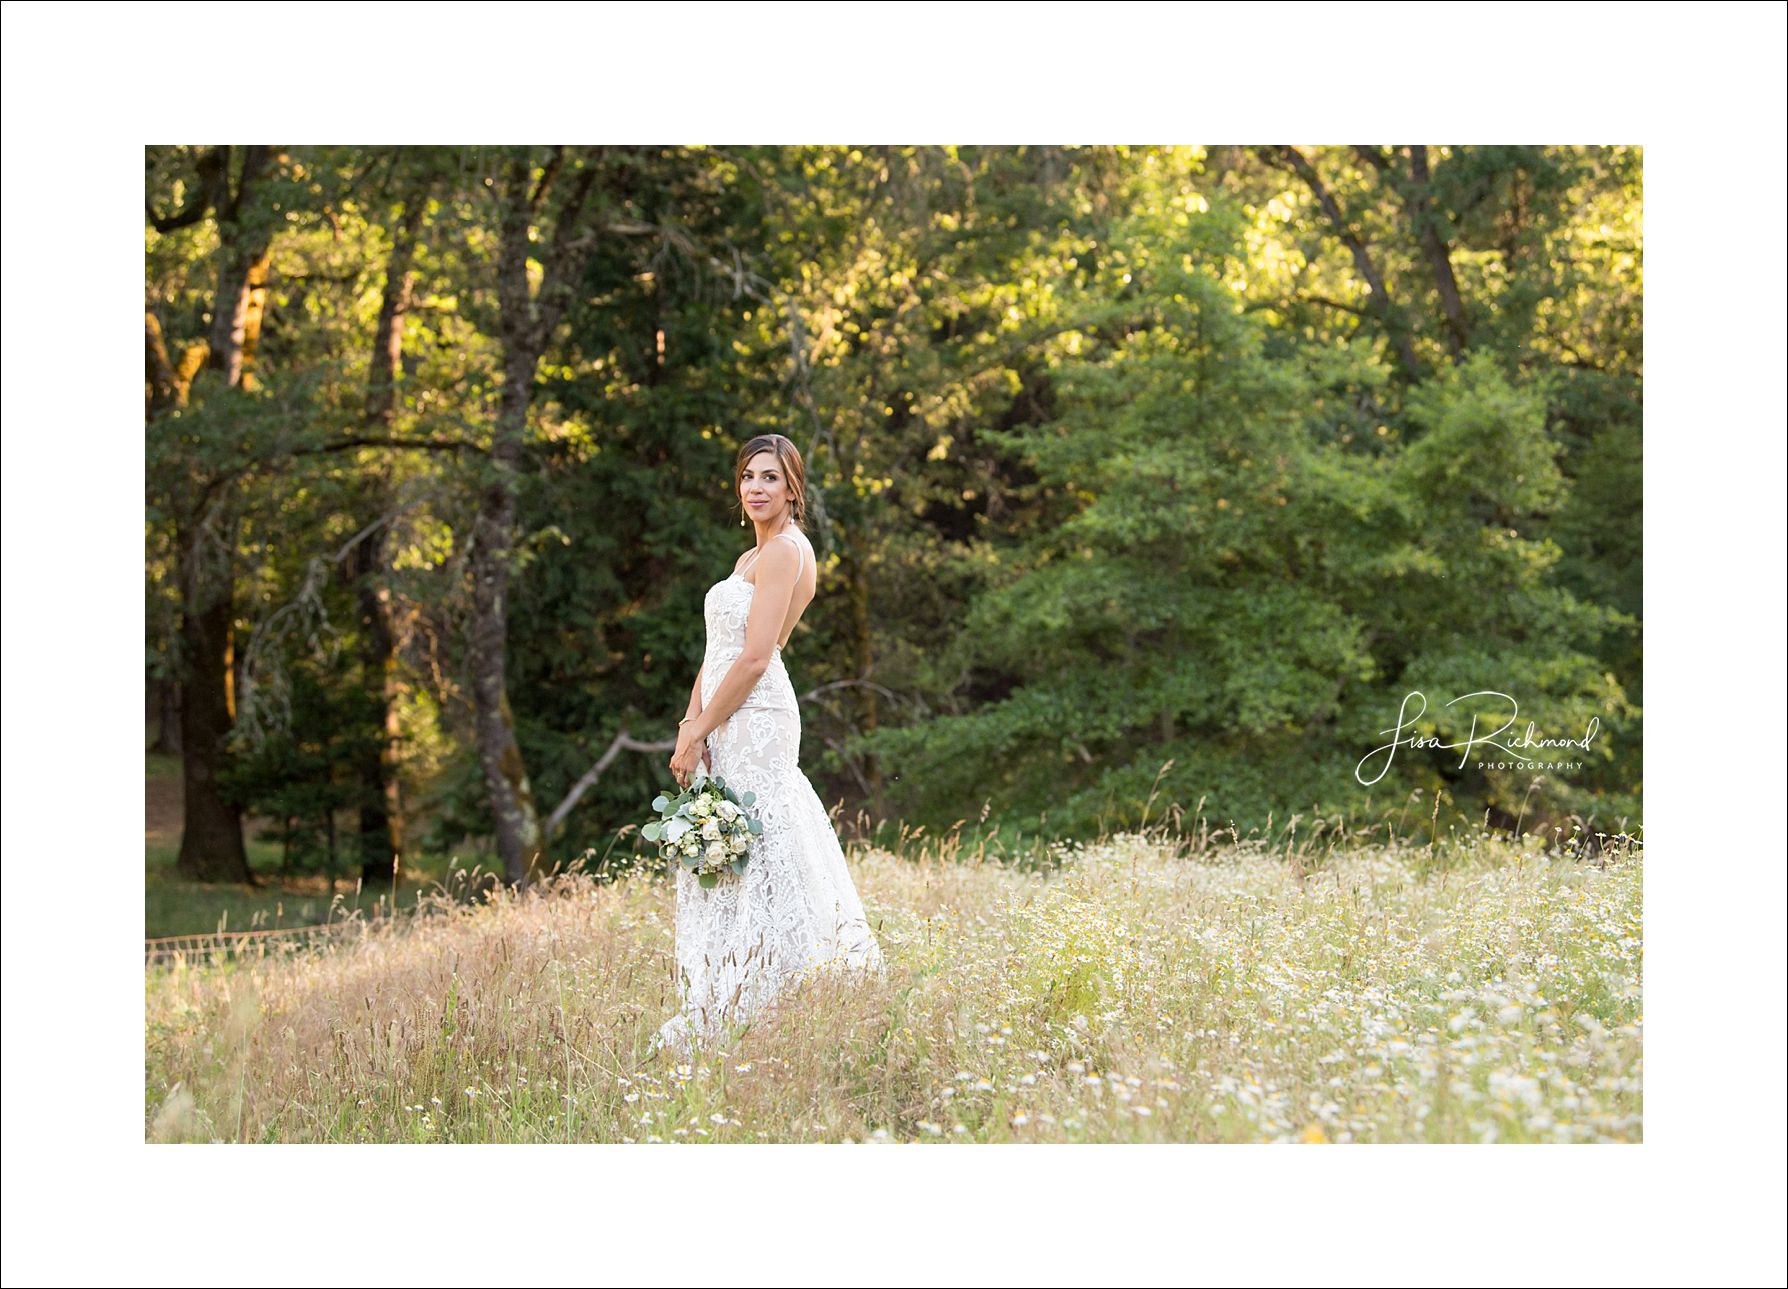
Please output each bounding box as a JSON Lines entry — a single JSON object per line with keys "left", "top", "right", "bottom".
{"left": 734, "top": 434, "right": 808, "bottom": 529}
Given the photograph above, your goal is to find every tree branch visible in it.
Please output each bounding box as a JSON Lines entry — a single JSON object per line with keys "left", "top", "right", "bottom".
{"left": 1243, "top": 294, "right": 1370, "bottom": 318}
{"left": 544, "top": 675, "right": 925, "bottom": 837}
{"left": 532, "top": 157, "right": 602, "bottom": 348}
{"left": 530, "top": 146, "right": 565, "bottom": 211}
{"left": 1256, "top": 145, "right": 1424, "bottom": 383}
{"left": 233, "top": 498, "right": 427, "bottom": 742}
{"left": 1406, "top": 145, "right": 1470, "bottom": 359}
{"left": 147, "top": 146, "right": 228, "bottom": 233}
{"left": 546, "top": 724, "right": 676, "bottom": 836}
{"left": 286, "top": 435, "right": 484, "bottom": 457}
{"left": 1350, "top": 144, "right": 1394, "bottom": 177}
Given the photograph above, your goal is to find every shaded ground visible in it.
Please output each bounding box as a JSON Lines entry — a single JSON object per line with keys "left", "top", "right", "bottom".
{"left": 145, "top": 750, "right": 477, "bottom": 939}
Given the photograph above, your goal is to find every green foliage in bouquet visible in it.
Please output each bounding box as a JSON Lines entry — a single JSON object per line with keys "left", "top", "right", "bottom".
{"left": 642, "top": 771, "right": 763, "bottom": 888}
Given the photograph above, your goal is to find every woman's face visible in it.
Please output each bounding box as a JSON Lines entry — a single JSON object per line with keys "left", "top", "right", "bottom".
{"left": 740, "top": 450, "right": 791, "bottom": 524}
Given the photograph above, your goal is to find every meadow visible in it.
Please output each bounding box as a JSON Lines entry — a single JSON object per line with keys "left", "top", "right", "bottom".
{"left": 145, "top": 819, "right": 1642, "bottom": 1145}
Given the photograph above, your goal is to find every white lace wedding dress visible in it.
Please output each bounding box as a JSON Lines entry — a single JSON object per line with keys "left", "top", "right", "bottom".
{"left": 652, "top": 530, "right": 884, "bottom": 1059}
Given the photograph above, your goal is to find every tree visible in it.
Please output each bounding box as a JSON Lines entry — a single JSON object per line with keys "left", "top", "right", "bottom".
{"left": 146, "top": 145, "right": 291, "bottom": 883}
{"left": 465, "top": 146, "right": 607, "bottom": 886}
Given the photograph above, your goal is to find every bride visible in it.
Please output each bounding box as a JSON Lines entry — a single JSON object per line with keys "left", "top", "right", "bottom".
{"left": 651, "top": 434, "right": 885, "bottom": 1059}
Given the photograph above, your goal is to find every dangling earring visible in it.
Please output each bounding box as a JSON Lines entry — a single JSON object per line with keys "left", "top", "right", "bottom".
{"left": 740, "top": 511, "right": 746, "bottom": 526}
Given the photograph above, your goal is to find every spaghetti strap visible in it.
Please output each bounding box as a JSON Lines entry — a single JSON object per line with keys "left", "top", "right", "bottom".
{"left": 775, "top": 529, "right": 807, "bottom": 579}
{"left": 742, "top": 530, "right": 806, "bottom": 580}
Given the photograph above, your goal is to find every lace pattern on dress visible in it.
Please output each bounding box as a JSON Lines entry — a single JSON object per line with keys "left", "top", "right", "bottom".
{"left": 653, "top": 534, "right": 883, "bottom": 1059}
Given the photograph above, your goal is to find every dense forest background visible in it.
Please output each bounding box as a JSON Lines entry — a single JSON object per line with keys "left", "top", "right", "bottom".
{"left": 144, "top": 144, "right": 1642, "bottom": 890}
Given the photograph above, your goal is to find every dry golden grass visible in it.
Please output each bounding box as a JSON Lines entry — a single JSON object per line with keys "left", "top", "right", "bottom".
{"left": 145, "top": 821, "right": 1642, "bottom": 1143}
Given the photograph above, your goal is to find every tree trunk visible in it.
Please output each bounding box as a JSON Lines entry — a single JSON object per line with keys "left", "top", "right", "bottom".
{"left": 465, "top": 149, "right": 602, "bottom": 887}
{"left": 1405, "top": 146, "right": 1470, "bottom": 360}
{"left": 469, "top": 363, "right": 547, "bottom": 887}
{"left": 347, "top": 533, "right": 403, "bottom": 887}
{"left": 351, "top": 196, "right": 424, "bottom": 887}
{"left": 147, "top": 670, "right": 182, "bottom": 754}
{"left": 174, "top": 512, "right": 252, "bottom": 883}
{"left": 160, "top": 145, "right": 285, "bottom": 882}
{"left": 206, "top": 146, "right": 277, "bottom": 389}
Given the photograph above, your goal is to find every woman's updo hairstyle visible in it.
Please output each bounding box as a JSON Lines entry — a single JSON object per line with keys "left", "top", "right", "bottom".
{"left": 734, "top": 433, "right": 808, "bottom": 530}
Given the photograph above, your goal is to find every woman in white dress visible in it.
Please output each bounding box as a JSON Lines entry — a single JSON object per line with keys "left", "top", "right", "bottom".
{"left": 652, "top": 435, "right": 885, "bottom": 1059}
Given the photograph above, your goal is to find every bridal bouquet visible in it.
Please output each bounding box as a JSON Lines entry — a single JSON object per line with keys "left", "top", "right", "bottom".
{"left": 643, "top": 769, "right": 762, "bottom": 888}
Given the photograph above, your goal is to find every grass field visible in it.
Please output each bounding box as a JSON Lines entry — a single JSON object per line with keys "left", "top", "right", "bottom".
{"left": 144, "top": 819, "right": 1642, "bottom": 1144}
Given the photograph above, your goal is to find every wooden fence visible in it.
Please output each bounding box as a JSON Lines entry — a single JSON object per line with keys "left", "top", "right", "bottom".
{"left": 144, "top": 918, "right": 379, "bottom": 968}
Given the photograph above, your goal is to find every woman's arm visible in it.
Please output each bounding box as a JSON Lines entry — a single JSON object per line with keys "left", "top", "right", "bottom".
{"left": 683, "top": 539, "right": 801, "bottom": 745}
{"left": 685, "top": 662, "right": 705, "bottom": 724}
{"left": 684, "top": 663, "right": 712, "bottom": 770}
